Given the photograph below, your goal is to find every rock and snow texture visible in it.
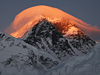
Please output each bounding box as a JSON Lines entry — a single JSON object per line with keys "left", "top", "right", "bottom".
{"left": 42, "top": 42, "right": 100, "bottom": 75}
{"left": 23, "top": 19, "right": 76, "bottom": 60}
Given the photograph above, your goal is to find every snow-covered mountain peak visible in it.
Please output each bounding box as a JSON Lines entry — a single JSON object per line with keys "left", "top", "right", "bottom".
{"left": 0, "top": 5, "right": 98, "bottom": 75}
{"left": 15, "top": 19, "right": 95, "bottom": 60}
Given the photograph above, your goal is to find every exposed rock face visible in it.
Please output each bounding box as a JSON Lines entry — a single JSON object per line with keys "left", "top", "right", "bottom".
{"left": 22, "top": 19, "right": 96, "bottom": 60}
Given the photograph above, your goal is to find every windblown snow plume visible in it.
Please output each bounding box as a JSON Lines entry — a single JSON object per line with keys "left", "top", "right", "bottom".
{"left": 5, "top": 5, "right": 100, "bottom": 41}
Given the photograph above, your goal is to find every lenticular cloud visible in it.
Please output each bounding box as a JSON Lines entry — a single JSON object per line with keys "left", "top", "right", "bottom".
{"left": 5, "top": 5, "right": 100, "bottom": 41}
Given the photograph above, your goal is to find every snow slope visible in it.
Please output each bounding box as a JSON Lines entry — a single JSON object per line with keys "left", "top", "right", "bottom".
{"left": 0, "top": 31, "right": 59, "bottom": 75}
{"left": 42, "top": 42, "right": 100, "bottom": 75}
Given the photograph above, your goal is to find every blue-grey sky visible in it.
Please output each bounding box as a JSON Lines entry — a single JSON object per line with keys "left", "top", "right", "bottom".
{"left": 0, "top": 0, "right": 100, "bottom": 41}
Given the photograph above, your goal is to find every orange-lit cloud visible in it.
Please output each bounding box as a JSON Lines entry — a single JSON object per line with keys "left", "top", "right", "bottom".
{"left": 5, "top": 5, "right": 100, "bottom": 41}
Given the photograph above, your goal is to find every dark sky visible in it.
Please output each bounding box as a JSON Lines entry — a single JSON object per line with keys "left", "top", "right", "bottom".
{"left": 0, "top": 0, "right": 100, "bottom": 41}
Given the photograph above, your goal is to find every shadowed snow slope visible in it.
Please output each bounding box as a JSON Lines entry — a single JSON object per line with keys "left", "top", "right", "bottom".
{"left": 42, "top": 42, "right": 100, "bottom": 75}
